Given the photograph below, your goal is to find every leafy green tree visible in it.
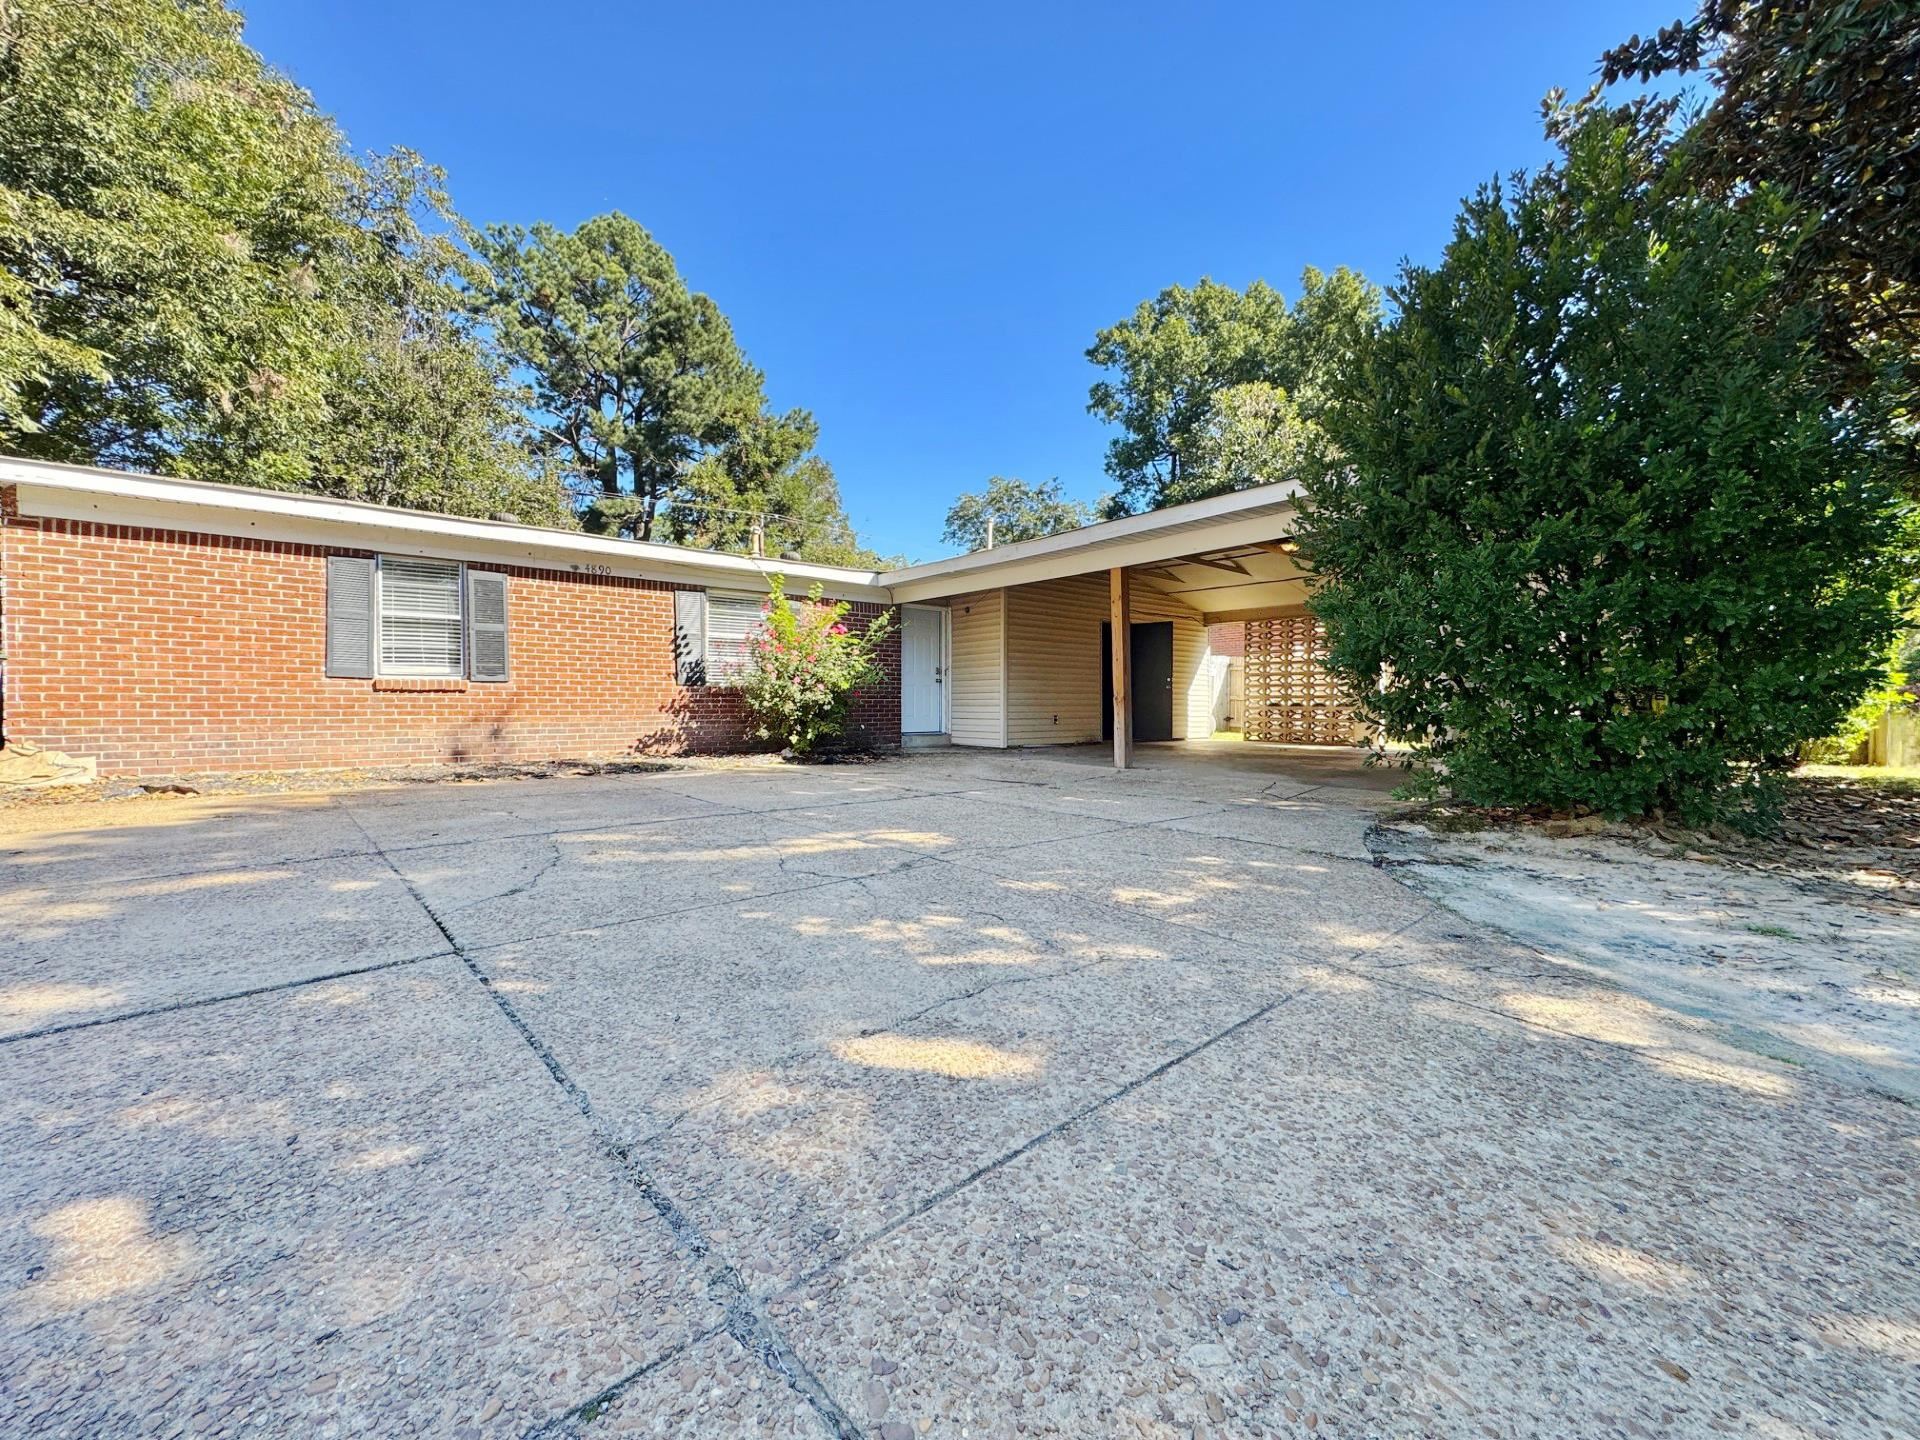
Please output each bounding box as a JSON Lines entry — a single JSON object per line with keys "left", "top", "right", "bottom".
{"left": 304, "top": 153, "right": 572, "bottom": 524}
{"left": 469, "top": 212, "right": 765, "bottom": 539}
{"left": 942, "top": 476, "right": 1090, "bottom": 550}
{"left": 1602, "top": 1, "right": 1919, "bottom": 406}
{"left": 0, "top": 0, "right": 568, "bottom": 521}
{"left": 1182, "top": 383, "right": 1317, "bottom": 497}
{"left": 1, "top": 0, "right": 344, "bottom": 475}
{"left": 1085, "top": 267, "right": 1379, "bottom": 514}
{"left": 1085, "top": 278, "right": 1287, "bottom": 514}
{"left": 1298, "top": 100, "right": 1902, "bottom": 824}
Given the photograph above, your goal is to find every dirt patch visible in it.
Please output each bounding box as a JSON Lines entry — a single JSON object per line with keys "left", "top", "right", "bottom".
{"left": 0, "top": 753, "right": 717, "bottom": 812}
{"left": 1399, "top": 771, "right": 1920, "bottom": 904}
{"left": 1371, "top": 799, "right": 1920, "bottom": 1103}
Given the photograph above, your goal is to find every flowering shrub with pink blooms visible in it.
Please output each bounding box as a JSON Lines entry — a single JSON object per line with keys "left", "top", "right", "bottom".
{"left": 738, "top": 576, "right": 893, "bottom": 756}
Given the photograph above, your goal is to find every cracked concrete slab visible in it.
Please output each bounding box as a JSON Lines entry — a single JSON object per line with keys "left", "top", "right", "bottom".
{"left": 6, "top": 745, "right": 1913, "bottom": 1440}
{"left": 387, "top": 810, "right": 932, "bottom": 950}
{"left": 468, "top": 862, "right": 1187, "bottom": 1146}
{"left": 0, "top": 852, "right": 448, "bottom": 1038}
{"left": 939, "top": 777, "right": 1256, "bottom": 827}
{"left": 949, "top": 822, "right": 1432, "bottom": 963}
{"left": 0, "top": 793, "right": 375, "bottom": 886}
{"left": 335, "top": 774, "right": 735, "bottom": 851}
{"left": 647, "top": 769, "right": 950, "bottom": 814}
{"left": 769, "top": 791, "right": 1133, "bottom": 860}
{"left": 580, "top": 1332, "right": 824, "bottom": 1437}
{"left": 0, "top": 959, "right": 717, "bottom": 1439}
{"left": 1157, "top": 791, "right": 1400, "bottom": 860}
{"left": 768, "top": 970, "right": 1920, "bottom": 1440}
{"left": 632, "top": 944, "right": 1273, "bottom": 1300}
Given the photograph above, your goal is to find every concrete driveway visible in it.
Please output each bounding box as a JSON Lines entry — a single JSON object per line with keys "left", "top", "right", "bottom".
{"left": 2, "top": 747, "right": 1914, "bottom": 1439}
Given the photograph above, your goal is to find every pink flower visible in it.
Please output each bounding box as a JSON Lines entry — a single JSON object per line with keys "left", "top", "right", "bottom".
{"left": 829, "top": 623, "right": 848, "bottom": 636}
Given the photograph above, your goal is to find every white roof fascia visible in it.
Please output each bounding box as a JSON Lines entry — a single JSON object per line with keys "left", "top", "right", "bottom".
{"left": 883, "top": 486, "right": 1302, "bottom": 603}
{"left": 1, "top": 457, "right": 891, "bottom": 602}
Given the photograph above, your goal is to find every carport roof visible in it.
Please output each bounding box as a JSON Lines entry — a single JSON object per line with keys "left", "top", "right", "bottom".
{"left": 879, "top": 481, "right": 1308, "bottom": 618}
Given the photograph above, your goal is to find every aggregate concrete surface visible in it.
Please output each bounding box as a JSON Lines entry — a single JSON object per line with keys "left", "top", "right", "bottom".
{"left": 2, "top": 745, "right": 1914, "bottom": 1439}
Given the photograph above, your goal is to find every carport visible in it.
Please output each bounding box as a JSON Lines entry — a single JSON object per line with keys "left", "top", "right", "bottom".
{"left": 879, "top": 483, "right": 1350, "bottom": 767}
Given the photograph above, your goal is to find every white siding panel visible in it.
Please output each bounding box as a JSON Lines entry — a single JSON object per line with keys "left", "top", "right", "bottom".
{"left": 948, "top": 590, "right": 1006, "bottom": 747}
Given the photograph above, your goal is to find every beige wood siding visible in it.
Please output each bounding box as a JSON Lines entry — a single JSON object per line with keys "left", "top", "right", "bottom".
{"left": 1001, "top": 574, "right": 1212, "bottom": 745}
{"left": 1005, "top": 575, "right": 1105, "bottom": 745}
{"left": 947, "top": 589, "right": 1006, "bottom": 747}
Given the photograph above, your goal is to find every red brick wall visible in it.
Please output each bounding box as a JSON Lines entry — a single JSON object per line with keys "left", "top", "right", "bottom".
{"left": 1207, "top": 622, "right": 1246, "bottom": 658}
{"left": 0, "top": 488, "right": 901, "bottom": 775}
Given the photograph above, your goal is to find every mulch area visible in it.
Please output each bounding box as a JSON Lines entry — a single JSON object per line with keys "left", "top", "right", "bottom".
{"left": 1750, "top": 772, "right": 1920, "bottom": 888}
{"left": 1649, "top": 774, "right": 1920, "bottom": 899}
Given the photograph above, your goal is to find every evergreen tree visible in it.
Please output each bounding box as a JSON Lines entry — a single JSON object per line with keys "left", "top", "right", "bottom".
{"left": 1299, "top": 101, "right": 1902, "bottom": 823}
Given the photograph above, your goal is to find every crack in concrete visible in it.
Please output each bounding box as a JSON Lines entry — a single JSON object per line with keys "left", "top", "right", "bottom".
{"left": 4, "top": 773, "right": 998, "bottom": 894}
{"left": 519, "top": 1323, "right": 724, "bottom": 1438}
{"left": 443, "top": 834, "right": 566, "bottom": 914}
{"left": 770, "top": 896, "right": 1447, "bottom": 1301}
{"left": 774, "top": 986, "right": 1308, "bottom": 1304}
{"left": 14, "top": 756, "right": 1712, "bottom": 1436}
{"left": 454, "top": 871, "right": 874, "bottom": 957}
{"left": 334, "top": 800, "right": 864, "bottom": 1440}
{"left": 628, "top": 946, "right": 1119, "bottom": 1157}
{"left": 0, "top": 841, "right": 385, "bottom": 890}
{"left": 0, "top": 949, "right": 454, "bottom": 1047}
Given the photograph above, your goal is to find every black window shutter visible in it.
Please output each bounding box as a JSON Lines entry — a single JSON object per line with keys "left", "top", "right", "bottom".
{"left": 325, "top": 555, "right": 375, "bottom": 678}
{"left": 673, "top": 590, "right": 707, "bottom": 686}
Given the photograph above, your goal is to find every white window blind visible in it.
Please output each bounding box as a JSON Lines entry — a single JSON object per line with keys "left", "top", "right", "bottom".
{"left": 378, "top": 557, "right": 464, "bottom": 676}
{"left": 705, "top": 592, "right": 765, "bottom": 684}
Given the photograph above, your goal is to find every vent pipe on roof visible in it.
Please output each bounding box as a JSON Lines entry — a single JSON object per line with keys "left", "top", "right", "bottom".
{"left": 985, "top": 517, "right": 995, "bottom": 550}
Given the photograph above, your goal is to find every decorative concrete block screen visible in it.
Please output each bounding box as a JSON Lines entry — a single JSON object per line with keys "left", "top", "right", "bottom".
{"left": 1243, "top": 616, "right": 1355, "bottom": 745}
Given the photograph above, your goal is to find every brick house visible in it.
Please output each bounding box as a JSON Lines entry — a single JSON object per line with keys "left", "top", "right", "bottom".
{"left": 0, "top": 460, "right": 899, "bottom": 774}
{"left": 2, "top": 456, "right": 1347, "bottom": 776}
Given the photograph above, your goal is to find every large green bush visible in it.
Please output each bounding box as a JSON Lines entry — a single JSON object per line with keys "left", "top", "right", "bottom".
{"left": 1298, "top": 102, "right": 1902, "bottom": 824}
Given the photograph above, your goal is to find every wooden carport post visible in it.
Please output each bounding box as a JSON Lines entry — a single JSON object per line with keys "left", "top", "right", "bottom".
{"left": 1109, "top": 566, "right": 1132, "bottom": 769}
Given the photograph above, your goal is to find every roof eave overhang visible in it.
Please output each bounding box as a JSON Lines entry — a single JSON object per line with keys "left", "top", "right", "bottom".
{"left": 884, "top": 491, "right": 1302, "bottom": 604}
{"left": 0, "top": 457, "right": 892, "bottom": 601}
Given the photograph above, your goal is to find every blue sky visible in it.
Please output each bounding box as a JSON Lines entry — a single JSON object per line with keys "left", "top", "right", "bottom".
{"left": 241, "top": 1, "right": 1687, "bottom": 561}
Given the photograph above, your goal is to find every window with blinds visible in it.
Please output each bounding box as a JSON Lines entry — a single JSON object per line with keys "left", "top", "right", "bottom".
{"left": 705, "top": 592, "right": 766, "bottom": 684}
{"left": 378, "top": 557, "right": 464, "bottom": 676}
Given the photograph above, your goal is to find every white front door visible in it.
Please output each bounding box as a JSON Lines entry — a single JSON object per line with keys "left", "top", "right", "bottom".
{"left": 901, "top": 605, "right": 946, "bottom": 733}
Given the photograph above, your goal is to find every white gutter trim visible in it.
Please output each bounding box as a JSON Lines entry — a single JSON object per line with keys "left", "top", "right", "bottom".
{"left": 0, "top": 456, "right": 889, "bottom": 598}
{"left": 879, "top": 481, "right": 1301, "bottom": 587}
{"left": 885, "top": 508, "right": 1309, "bottom": 605}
